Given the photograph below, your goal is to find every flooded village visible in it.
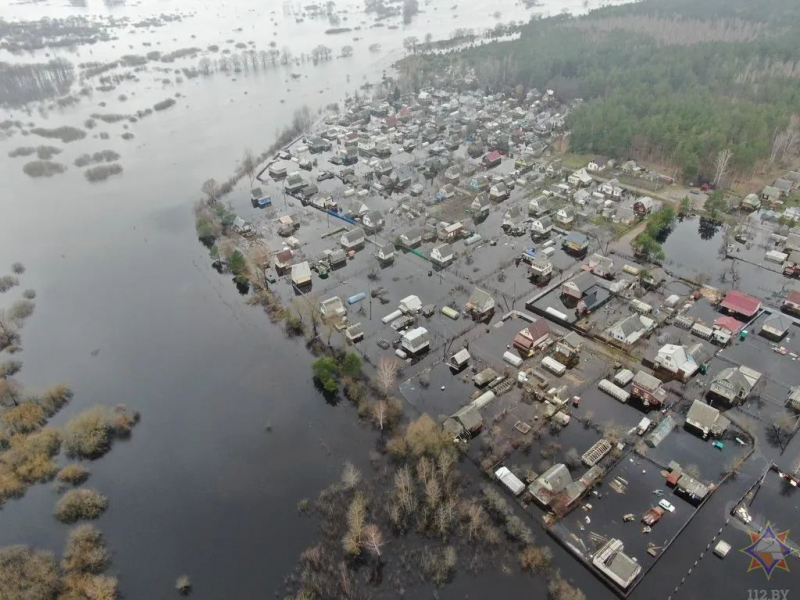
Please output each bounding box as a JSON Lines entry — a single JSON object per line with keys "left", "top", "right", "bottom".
{"left": 203, "top": 74, "right": 800, "bottom": 597}
{"left": 2, "top": 0, "right": 800, "bottom": 598}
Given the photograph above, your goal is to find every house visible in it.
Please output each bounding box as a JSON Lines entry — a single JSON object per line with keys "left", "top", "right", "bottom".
{"left": 401, "top": 327, "right": 430, "bottom": 355}
{"left": 709, "top": 366, "right": 762, "bottom": 404}
{"left": 362, "top": 210, "right": 384, "bottom": 233}
{"left": 774, "top": 178, "right": 793, "bottom": 196}
{"left": 528, "top": 464, "right": 572, "bottom": 507}
{"left": 471, "top": 193, "right": 491, "bottom": 218}
{"left": 741, "top": 193, "right": 761, "bottom": 211}
{"left": 567, "top": 168, "right": 592, "bottom": 188}
{"left": 631, "top": 370, "right": 667, "bottom": 407}
{"left": 784, "top": 250, "right": 800, "bottom": 277}
{"left": 345, "top": 322, "right": 364, "bottom": 344}
{"left": 449, "top": 348, "right": 471, "bottom": 371}
{"left": 530, "top": 216, "right": 553, "bottom": 238}
{"left": 784, "top": 233, "right": 800, "bottom": 252}
{"left": 327, "top": 248, "right": 347, "bottom": 268}
{"left": 376, "top": 242, "right": 395, "bottom": 264}
{"left": 762, "top": 185, "right": 781, "bottom": 203}
{"left": 503, "top": 206, "right": 525, "bottom": 230}
{"left": 273, "top": 249, "right": 293, "bottom": 272}
{"left": 430, "top": 244, "right": 454, "bottom": 267}
{"left": 489, "top": 181, "right": 509, "bottom": 202}
{"left": 444, "top": 165, "right": 461, "bottom": 182}
{"left": 443, "top": 404, "right": 483, "bottom": 439}
{"left": 562, "top": 231, "right": 589, "bottom": 254}
{"left": 633, "top": 196, "right": 656, "bottom": 216}
{"left": 465, "top": 288, "right": 495, "bottom": 321}
{"left": 573, "top": 189, "right": 591, "bottom": 206}
{"left": 761, "top": 313, "right": 791, "bottom": 340}
{"left": 555, "top": 205, "right": 575, "bottom": 226}
{"left": 607, "top": 314, "right": 653, "bottom": 346}
{"left": 528, "top": 195, "right": 554, "bottom": 216}
{"left": 720, "top": 290, "right": 762, "bottom": 319}
{"left": 545, "top": 159, "right": 562, "bottom": 178}
{"left": 561, "top": 272, "right": 596, "bottom": 300}
{"left": 654, "top": 344, "right": 698, "bottom": 381}
{"left": 587, "top": 253, "right": 614, "bottom": 279}
{"left": 291, "top": 261, "right": 312, "bottom": 287}
{"left": 285, "top": 171, "right": 306, "bottom": 193}
{"left": 599, "top": 178, "right": 623, "bottom": 199}
{"left": 529, "top": 257, "right": 553, "bottom": 282}
{"left": 513, "top": 319, "right": 551, "bottom": 357}
{"left": 593, "top": 539, "right": 641, "bottom": 590}
{"left": 483, "top": 150, "right": 502, "bottom": 168}
{"left": 319, "top": 296, "right": 346, "bottom": 320}
{"left": 588, "top": 156, "right": 610, "bottom": 172}
{"left": 340, "top": 228, "right": 366, "bottom": 250}
{"left": 437, "top": 183, "right": 455, "bottom": 200}
{"left": 783, "top": 290, "right": 800, "bottom": 315}
{"left": 676, "top": 474, "right": 710, "bottom": 504}
{"left": 438, "top": 221, "right": 464, "bottom": 242}
{"left": 790, "top": 386, "right": 800, "bottom": 411}
{"left": 642, "top": 267, "right": 666, "bottom": 289}
{"left": 344, "top": 199, "right": 369, "bottom": 218}
{"left": 685, "top": 399, "right": 730, "bottom": 439}
{"left": 713, "top": 316, "right": 744, "bottom": 336}
{"left": 399, "top": 228, "right": 423, "bottom": 248}
{"left": 554, "top": 331, "right": 583, "bottom": 365}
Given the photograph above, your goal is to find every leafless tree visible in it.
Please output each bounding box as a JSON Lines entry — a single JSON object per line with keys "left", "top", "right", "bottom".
{"left": 712, "top": 148, "right": 733, "bottom": 188}
{"left": 201, "top": 178, "right": 219, "bottom": 204}
{"left": 242, "top": 149, "right": 258, "bottom": 189}
{"left": 373, "top": 400, "right": 388, "bottom": 430}
{"left": 376, "top": 357, "right": 398, "bottom": 397}
{"left": 341, "top": 461, "right": 362, "bottom": 489}
{"left": 0, "top": 309, "right": 20, "bottom": 352}
{"left": 361, "top": 524, "right": 385, "bottom": 556}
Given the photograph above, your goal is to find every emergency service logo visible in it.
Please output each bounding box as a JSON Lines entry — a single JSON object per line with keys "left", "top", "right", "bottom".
{"left": 741, "top": 523, "right": 794, "bottom": 580}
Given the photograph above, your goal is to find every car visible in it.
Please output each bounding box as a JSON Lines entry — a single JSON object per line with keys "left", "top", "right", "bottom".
{"left": 316, "top": 171, "right": 334, "bottom": 182}
{"left": 658, "top": 499, "right": 675, "bottom": 512}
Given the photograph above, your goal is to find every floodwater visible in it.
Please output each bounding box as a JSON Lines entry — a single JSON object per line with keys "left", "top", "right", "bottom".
{"left": 0, "top": 0, "right": 768, "bottom": 598}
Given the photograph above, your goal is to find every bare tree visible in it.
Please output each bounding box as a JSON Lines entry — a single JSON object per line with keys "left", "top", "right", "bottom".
{"left": 201, "top": 178, "right": 219, "bottom": 204}
{"left": 341, "top": 461, "right": 362, "bottom": 489}
{"left": 242, "top": 149, "right": 258, "bottom": 189}
{"left": 376, "top": 357, "right": 398, "bottom": 397}
{"left": 712, "top": 148, "right": 733, "bottom": 188}
{"left": 361, "top": 524, "right": 385, "bottom": 556}
{"left": 0, "top": 309, "right": 20, "bottom": 352}
{"left": 373, "top": 400, "right": 388, "bottom": 430}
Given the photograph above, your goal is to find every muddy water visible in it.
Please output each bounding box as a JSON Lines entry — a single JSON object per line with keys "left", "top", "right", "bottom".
{"left": 0, "top": 0, "right": 638, "bottom": 597}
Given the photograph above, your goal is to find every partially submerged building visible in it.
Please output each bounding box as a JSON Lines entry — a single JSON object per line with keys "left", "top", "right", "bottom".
{"left": 465, "top": 288, "right": 495, "bottom": 321}
{"left": 709, "top": 366, "right": 762, "bottom": 405}
{"left": 592, "top": 539, "right": 641, "bottom": 590}
{"left": 685, "top": 399, "right": 730, "bottom": 439}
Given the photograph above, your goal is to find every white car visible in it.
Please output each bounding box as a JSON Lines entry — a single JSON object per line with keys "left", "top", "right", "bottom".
{"left": 658, "top": 499, "right": 675, "bottom": 513}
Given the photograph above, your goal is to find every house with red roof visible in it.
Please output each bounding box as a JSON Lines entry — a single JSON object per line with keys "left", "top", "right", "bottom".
{"left": 719, "top": 290, "right": 762, "bottom": 319}
{"left": 714, "top": 315, "right": 744, "bottom": 335}
{"left": 784, "top": 290, "right": 800, "bottom": 316}
{"left": 513, "top": 319, "right": 552, "bottom": 357}
{"left": 483, "top": 150, "right": 502, "bottom": 168}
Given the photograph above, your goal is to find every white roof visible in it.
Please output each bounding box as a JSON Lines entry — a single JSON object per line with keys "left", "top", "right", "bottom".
{"left": 495, "top": 467, "right": 526, "bottom": 496}
{"left": 399, "top": 295, "right": 422, "bottom": 312}
{"left": 402, "top": 327, "right": 429, "bottom": 342}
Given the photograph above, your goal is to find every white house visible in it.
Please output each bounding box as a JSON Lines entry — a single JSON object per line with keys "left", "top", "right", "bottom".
{"left": 654, "top": 344, "right": 698, "bottom": 381}
{"left": 568, "top": 168, "right": 592, "bottom": 188}
{"left": 607, "top": 314, "right": 654, "bottom": 346}
{"left": 599, "top": 178, "right": 623, "bottom": 199}
{"left": 471, "top": 193, "right": 491, "bottom": 218}
{"left": 528, "top": 195, "right": 554, "bottom": 216}
{"left": 529, "top": 257, "right": 553, "bottom": 280}
{"left": 556, "top": 205, "right": 576, "bottom": 226}
{"left": 430, "top": 244, "right": 454, "bottom": 267}
{"left": 340, "top": 227, "right": 366, "bottom": 250}
{"left": 530, "top": 216, "right": 553, "bottom": 238}
{"left": 587, "top": 253, "right": 614, "bottom": 279}
{"left": 362, "top": 210, "right": 384, "bottom": 233}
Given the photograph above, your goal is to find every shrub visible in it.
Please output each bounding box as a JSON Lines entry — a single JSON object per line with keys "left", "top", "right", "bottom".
{"left": 422, "top": 546, "right": 457, "bottom": 586}
{"left": 61, "top": 524, "right": 108, "bottom": 574}
{"left": 30, "top": 126, "right": 86, "bottom": 143}
{"left": 0, "top": 546, "right": 60, "bottom": 600}
{"left": 339, "top": 352, "right": 362, "bottom": 377}
{"left": 548, "top": 576, "right": 586, "bottom": 600}
{"left": 1, "top": 401, "right": 46, "bottom": 434}
{"left": 405, "top": 414, "right": 451, "bottom": 458}
{"left": 9, "top": 300, "right": 34, "bottom": 321}
{"left": 57, "top": 464, "right": 90, "bottom": 486}
{"left": 62, "top": 405, "right": 138, "bottom": 459}
{"left": 0, "top": 360, "right": 22, "bottom": 378}
{"left": 11, "top": 263, "right": 24, "bottom": 275}
{"left": 311, "top": 357, "right": 339, "bottom": 393}
{"left": 0, "top": 275, "right": 19, "bottom": 293}
{"left": 176, "top": 574, "right": 192, "bottom": 595}
{"left": 520, "top": 545, "right": 552, "bottom": 573}
{"left": 84, "top": 163, "right": 123, "bottom": 182}
{"left": 505, "top": 515, "right": 534, "bottom": 544}
{"left": 154, "top": 98, "right": 177, "bottom": 111}
{"left": 38, "top": 383, "right": 73, "bottom": 416}
{"left": 55, "top": 489, "right": 108, "bottom": 523}
{"left": 61, "top": 573, "right": 119, "bottom": 599}
{"left": 22, "top": 160, "right": 66, "bottom": 178}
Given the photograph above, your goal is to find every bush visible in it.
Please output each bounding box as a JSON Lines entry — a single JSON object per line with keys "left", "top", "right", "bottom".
{"left": 9, "top": 300, "right": 34, "bottom": 321}
{"left": 57, "top": 464, "right": 90, "bottom": 486}
{"left": 339, "top": 352, "right": 362, "bottom": 377}
{"left": 505, "top": 515, "right": 534, "bottom": 544}
{"left": 0, "top": 275, "right": 19, "bottom": 293}
{"left": 405, "top": 414, "right": 452, "bottom": 458}
{"left": 84, "top": 163, "right": 123, "bottom": 182}
{"left": 422, "top": 546, "right": 457, "bottom": 586}
{"left": 38, "top": 383, "right": 73, "bottom": 416}
{"left": 30, "top": 126, "right": 86, "bottom": 143}
{"left": 62, "top": 405, "right": 139, "bottom": 459}
{"left": 548, "top": 576, "right": 586, "bottom": 600}
{"left": 0, "top": 546, "right": 60, "bottom": 600}
{"left": 520, "top": 545, "right": 552, "bottom": 573}
{"left": 11, "top": 263, "right": 25, "bottom": 275}
{"left": 176, "top": 574, "right": 192, "bottom": 595}
{"left": 154, "top": 98, "right": 177, "bottom": 111}
{"left": 55, "top": 489, "right": 108, "bottom": 523}
{"left": 22, "top": 160, "right": 66, "bottom": 178}
{"left": 61, "top": 524, "right": 108, "bottom": 574}
{"left": 1, "top": 401, "right": 46, "bottom": 434}
{"left": 311, "top": 357, "right": 340, "bottom": 393}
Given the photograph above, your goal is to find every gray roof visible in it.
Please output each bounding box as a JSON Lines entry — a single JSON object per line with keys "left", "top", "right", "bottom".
{"left": 633, "top": 370, "right": 662, "bottom": 391}
{"left": 342, "top": 227, "right": 365, "bottom": 243}
{"left": 613, "top": 314, "right": 646, "bottom": 339}
{"left": 536, "top": 215, "right": 553, "bottom": 228}
{"left": 467, "top": 288, "right": 494, "bottom": 312}
{"left": 686, "top": 399, "right": 729, "bottom": 435}
{"left": 713, "top": 367, "right": 755, "bottom": 396}
{"left": 763, "top": 313, "right": 791, "bottom": 333}
{"left": 569, "top": 271, "right": 596, "bottom": 294}
{"left": 537, "top": 463, "right": 572, "bottom": 492}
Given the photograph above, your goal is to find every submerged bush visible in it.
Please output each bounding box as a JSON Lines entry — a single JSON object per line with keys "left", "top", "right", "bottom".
{"left": 84, "top": 163, "right": 123, "bottom": 182}
{"left": 61, "top": 524, "right": 108, "bottom": 574}
{"left": 29, "top": 126, "right": 86, "bottom": 143}
{"left": 153, "top": 98, "right": 176, "bottom": 111}
{"left": 57, "top": 464, "right": 90, "bottom": 486}
{"left": 74, "top": 150, "right": 120, "bottom": 167}
{"left": 0, "top": 546, "right": 60, "bottom": 600}
{"left": 62, "top": 405, "right": 138, "bottom": 459}
{"left": 55, "top": 488, "right": 108, "bottom": 523}
{"left": 22, "top": 160, "right": 66, "bottom": 178}
{"left": 0, "top": 275, "right": 19, "bottom": 292}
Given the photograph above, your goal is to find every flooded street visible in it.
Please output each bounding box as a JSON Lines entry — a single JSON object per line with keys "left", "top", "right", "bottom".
{"left": 2, "top": 0, "right": 786, "bottom": 598}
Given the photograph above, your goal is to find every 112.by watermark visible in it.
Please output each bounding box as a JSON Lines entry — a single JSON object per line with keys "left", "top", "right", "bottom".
{"left": 747, "top": 590, "right": 790, "bottom": 600}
